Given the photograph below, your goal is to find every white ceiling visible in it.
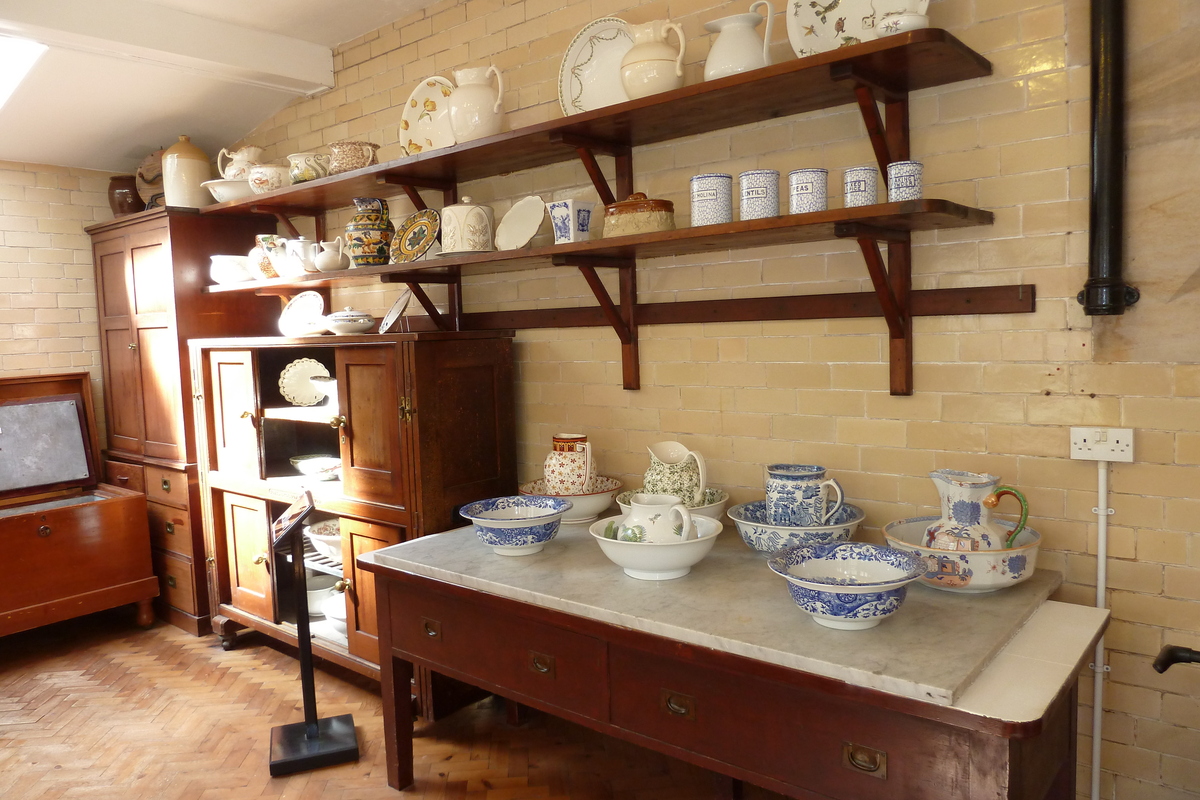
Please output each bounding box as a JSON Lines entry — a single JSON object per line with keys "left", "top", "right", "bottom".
{"left": 0, "top": 0, "right": 430, "bottom": 173}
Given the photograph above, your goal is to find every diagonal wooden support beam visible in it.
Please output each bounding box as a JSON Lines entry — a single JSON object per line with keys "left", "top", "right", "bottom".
{"left": 408, "top": 283, "right": 449, "bottom": 331}
{"left": 833, "top": 222, "right": 910, "bottom": 244}
{"left": 553, "top": 254, "right": 639, "bottom": 389}
{"left": 856, "top": 238, "right": 906, "bottom": 340}
{"left": 549, "top": 132, "right": 632, "bottom": 206}
{"left": 854, "top": 84, "right": 894, "bottom": 177}
{"left": 576, "top": 265, "right": 631, "bottom": 344}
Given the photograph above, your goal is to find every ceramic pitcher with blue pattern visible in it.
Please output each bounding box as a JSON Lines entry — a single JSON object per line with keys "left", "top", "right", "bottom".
{"left": 924, "top": 469, "right": 1028, "bottom": 551}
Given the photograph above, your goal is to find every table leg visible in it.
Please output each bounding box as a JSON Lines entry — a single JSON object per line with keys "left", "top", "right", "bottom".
{"left": 712, "top": 774, "right": 744, "bottom": 799}
{"left": 383, "top": 655, "right": 415, "bottom": 790}
{"left": 505, "top": 698, "right": 530, "bottom": 727}
{"left": 135, "top": 599, "right": 154, "bottom": 628}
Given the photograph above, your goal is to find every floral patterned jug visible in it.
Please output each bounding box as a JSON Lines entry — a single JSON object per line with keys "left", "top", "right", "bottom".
{"left": 924, "top": 470, "right": 1028, "bottom": 551}
{"left": 543, "top": 433, "right": 595, "bottom": 495}
{"left": 643, "top": 441, "right": 706, "bottom": 507}
{"left": 344, "top": 197, "right": 394, "bottom": 267}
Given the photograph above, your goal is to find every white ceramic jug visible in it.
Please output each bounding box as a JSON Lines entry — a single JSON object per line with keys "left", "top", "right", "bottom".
{"left": 617, "top": 493, "right": 696, "bottom": 543}
{"left": 620, "top": 20, "right": 687, "bottom": 100}
{"left": 314, "top": 237, "right": 351, "bottom": 272}
{"left": 217, "top": 145, "right": 265, "bottom": 180}
{"left": 449, "top": 66, "right": 505, "bottom": 143}
{"left": 704, "top": 1, "right": 774, "bottom": 81}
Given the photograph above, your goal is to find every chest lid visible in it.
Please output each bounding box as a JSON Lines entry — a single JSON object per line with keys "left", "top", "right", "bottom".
{"left": 0, "top": 372, "right": 100, "bottom": 500}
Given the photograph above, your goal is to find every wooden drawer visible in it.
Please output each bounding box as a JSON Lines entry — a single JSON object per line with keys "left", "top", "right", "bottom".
{"left": 152, "top": 551, "right": 196, "bottom": 616}
{"left": 103, "top": 460, "right": 145, "bottom": 493}
{"left": 147, "top": 501, "right": 192, "bottom": 558}
{"left": 145, "top": 466, "right": 188, "bottom": 509}
{"left": 608, "top": 646, "right": 973, "bottom": 800}
{"left": 387, "top": 582, "right": 607, "bottom": 719}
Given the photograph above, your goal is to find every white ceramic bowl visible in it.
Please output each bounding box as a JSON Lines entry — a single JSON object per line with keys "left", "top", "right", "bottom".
{"left": 589, "top": 514, "right": 723, "bottom": 580}
{"left": 460, "top": 495, "right": 573, "bottom": 556}
{"left": 306, "top": 573, "right": 337, "bottom": 614}
{"left": 209, "top": 255, "right": 255, "bottom": 285}
{"left": 308, "top": 375, "right": 337, "bottom": 399}
{"left": 617, "top": 487, "right": 728, "bottom": 519}
{"left": 768, "top": 542, "right": 925, "bottom": 630}
{"left": 290, "top": 454, "right": 341, "bottom": 480}
{"left": 202, "top": 178, "right": 255, "bottom": 203}
{"left": 883, "top": 515, "right": 1041, "bottom": 594}
{"left": 727, "top": 501, "right": 864, "bottom": 556}
{"left": 303, "top": 521, "right": 342, "bottom": 563}
{"left": 319, "top": 592, "right": 348, "bottom": 634}
{"left": 323, "top": 310, "right": 376, "bottom": 335}
{"left": 518, "top": 476, "right": 622, "bottom": 523}
{"left": 247, "top": 164, "right": 291, "bottom": 194}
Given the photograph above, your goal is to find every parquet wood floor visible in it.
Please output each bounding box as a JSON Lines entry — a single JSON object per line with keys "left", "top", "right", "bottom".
{"left": 1, "top": 608, "right": 788, "bottom": 800}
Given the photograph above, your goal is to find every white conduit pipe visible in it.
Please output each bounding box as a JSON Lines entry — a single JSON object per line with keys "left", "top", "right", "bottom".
{"left": 1091, "top": 460, "right": 1112, "bottom": 800}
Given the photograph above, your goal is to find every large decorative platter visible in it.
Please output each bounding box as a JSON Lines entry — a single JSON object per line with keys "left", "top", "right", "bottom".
{"left": 390, "top": 209, "right": 440, "bottom": 263}
{"left": 558, "top": 17, "right": 634, "bottom": 116}
{"left": 785, "top": 0, "right": 877, "bottom": 58}
{"left": 278, "top": 358, "right": 330, "bottom": 406}
{"left": 400, "top": 76, "right": 456, "bottom": 155}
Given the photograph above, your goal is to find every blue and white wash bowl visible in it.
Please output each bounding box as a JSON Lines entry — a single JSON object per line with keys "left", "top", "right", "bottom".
{"left": 727, "top": 501, "right": 864, "bottom": 556}
{"left": 768, "top": 542, "right": 925, "bottom": 630}
{"left": 460, "top": 496, "right": 573, "bottom": 556}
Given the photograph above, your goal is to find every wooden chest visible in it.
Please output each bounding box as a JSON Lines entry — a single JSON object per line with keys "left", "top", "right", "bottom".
{"left": 1, "top": 372, "right": 158, "bottom": 636}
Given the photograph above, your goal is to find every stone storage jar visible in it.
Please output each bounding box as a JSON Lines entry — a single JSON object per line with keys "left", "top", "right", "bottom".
{"left": 602, "top": 193, "right": 675, "bottom": 238}
{"left": 107, "top": 175, "right": 141, "bottom": 216}
{"left": 162, "top": 135, "right": 213, "bottom": 208}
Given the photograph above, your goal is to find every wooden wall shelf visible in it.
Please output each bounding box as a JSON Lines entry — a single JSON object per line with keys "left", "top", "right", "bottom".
{"left": 199, "top": 29, "right": 1023, "bottom": 395}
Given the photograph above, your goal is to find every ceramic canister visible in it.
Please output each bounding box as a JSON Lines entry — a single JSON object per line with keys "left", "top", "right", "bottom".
{"left": 442, "top": 196, "right": 495, "bottom": 252}
{"left": 887, "top": 160, "right": 924, "bottom": 202}
{"left": 843, "top": 166, "right": 879, "bottom": 208}
{"left": 739, "top": 169, "right": 779, "bottom": 220}
{"left": 547, "top": 199, "right": 595, "bottom": 244}
{"left": 765, "top": 463, "right": 845, "bottom": 527}
{"left": 788, "top": 168, "right": 828, "bottom": 214}
{"left": 691, "top": 173, "right": 733, "bottom": 226}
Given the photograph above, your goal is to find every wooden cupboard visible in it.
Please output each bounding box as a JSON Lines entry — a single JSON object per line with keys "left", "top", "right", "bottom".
{"left": 190, "top": 331, "right": 515, "bottom": 713}
{"left": 86, "top": 208, "right": 278, "bottom": 634}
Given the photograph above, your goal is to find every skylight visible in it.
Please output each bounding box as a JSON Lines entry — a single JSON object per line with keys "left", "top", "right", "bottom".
{"left": 0, "top": 35, "right": 47, "bottom": 111}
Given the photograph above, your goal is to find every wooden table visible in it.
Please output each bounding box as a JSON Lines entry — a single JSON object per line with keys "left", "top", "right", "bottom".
{"left": 359, "top": 522, "right": 1107, "bottom": 799}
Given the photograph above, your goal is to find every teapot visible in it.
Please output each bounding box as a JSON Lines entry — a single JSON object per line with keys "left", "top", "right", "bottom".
{"left": 620, "top": 20, "right": 687, "bottom": 100}
{"left": 924, "top": 469, "right": 1029, "bottom": 551}
{"left": 283, "top": 237, "right": 320, "bottom": 274}
{"left": 448, "top": 66, "right": 505, "bottom": 143}
{"left": 217, "top": 146, "right": 265, "bottom": 180}
{"left": 314, "top": 237, "right": 351, "bottom": 272}
{"left": 704, "top": 1, "right": 774, "bottom": 81}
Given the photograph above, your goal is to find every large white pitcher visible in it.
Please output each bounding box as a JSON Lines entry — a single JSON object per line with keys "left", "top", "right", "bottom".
{"left": 643, "top": 441, "right": 706, "bottom": 507}
{"left": 619, "top": 20, "right": 687, "bottom": 100}
{"left": 704, "top": 1, "right": 774, "bottom": 81}
{"left": 449, "top": 66, "right": 505, "bottom": 143}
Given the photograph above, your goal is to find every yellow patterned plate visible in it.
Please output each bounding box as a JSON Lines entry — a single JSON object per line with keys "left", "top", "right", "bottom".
{"left": 399, "top": 76, "right": 456, "bottom": 155}
{"left": 390, "top": 209, "right": 440, "bottom": 263}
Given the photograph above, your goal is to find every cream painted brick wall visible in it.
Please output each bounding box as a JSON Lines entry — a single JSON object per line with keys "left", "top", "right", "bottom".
{"left": 0, "top": 162, "right": 112, "bottom": 442}
{"left": 224, "top": 0, "right": 1200, "bottom": 795}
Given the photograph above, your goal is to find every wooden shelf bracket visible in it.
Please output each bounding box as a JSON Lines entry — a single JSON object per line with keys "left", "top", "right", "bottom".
{"left": 375, "top": 175, "right": 459, "bottom": 210}
{"left": 549, "top": 132, "right": 634, "bottom": 207}
{"left": 553, "top": 255, "right": 639, "bottom": 389}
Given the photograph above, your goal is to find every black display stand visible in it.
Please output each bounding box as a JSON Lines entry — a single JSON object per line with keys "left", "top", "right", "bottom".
{"left": 268, "top": 491, "right": 360, "bottom": 776}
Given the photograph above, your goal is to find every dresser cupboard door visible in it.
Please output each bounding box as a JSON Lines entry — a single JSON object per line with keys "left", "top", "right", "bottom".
{"left": 208, "top": 350, "right": 259, "bottom": 476}
{"left": 94, "top": 237, "right": 144, "bottom": 455}
{"left": 336, "top": 347, "right": 404, "bottom": 506}
{"left": 341, "top": 519, "right": 402, "bottom": 664}
{"left": 221, "top": 493, "right": 275, "bottom": 621}
{"left": 128, "top": 228, "right": 184, "bottom": 462}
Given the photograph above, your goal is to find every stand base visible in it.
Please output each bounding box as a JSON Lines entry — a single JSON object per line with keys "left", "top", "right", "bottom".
{"left": 269, "top": 713, "right": 359, "bottom": 776}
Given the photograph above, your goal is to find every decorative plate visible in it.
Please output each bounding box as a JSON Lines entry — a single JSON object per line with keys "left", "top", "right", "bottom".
{"left": 278, "top": 358, "right": 330, "bottom": 406}
{"left": 378, "top": 288, "right": 414, "bottom": 334}
{"left": 277, "top": 290, "right": 326, "bottom": 337}
{"left": 558, "top": 17, "right": 634, "bottom": 116}
{"left": 390, "top": 209, "right": 440, "bottom": 263}
{"left": 400, "top": 76, "right": 456, "bottom": 155}
{"left": 786, "top": 0, "right": 878, "bottom": 58}
{"left": 495, "top": 195, "right": 546, "bottom": 251}
{"left": 135, "top": 148, "right": 165, "bottom": 208}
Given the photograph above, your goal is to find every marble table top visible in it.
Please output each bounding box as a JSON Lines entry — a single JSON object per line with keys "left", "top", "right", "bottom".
{"left": 362, "top": 518, "right": 1104, "bottom": 714}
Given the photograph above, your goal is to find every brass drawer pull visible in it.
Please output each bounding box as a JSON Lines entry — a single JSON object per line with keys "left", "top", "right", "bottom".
{"left": 165, "top": 522, "right": 175, "bottom": 535}
{"left": 37, "top": 525, "right": 51, "bottom": 537}
{"left": 842, "top": 743, "right": 887, "bottom": 779}
{"left": 167, "top": 575, "right": 177, "bottom": 589}
{"left": 421, "top": 618, "right": 441, "bottom": 639}
{"left": 127, "top": 342, "right": 138, "bottom": 350}
{"left": 252, "top": 553, "right": 268, "bottom": 565}
{"left": 116, "top": 475, "right": 129, "bottom": 483}
{"left": 528, "top": 651, "right": 556, "bottom": 677}
{"left": 239, "top": 410, "right": 253, "bottom": 419}
{"left": 660, "top": 689, "right": 695, "bottom": 720}
{"left": 161, "top": 477, "right": 171, "bottom": 492}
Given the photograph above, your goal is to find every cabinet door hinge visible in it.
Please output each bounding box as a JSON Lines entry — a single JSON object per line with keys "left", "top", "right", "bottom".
{"left": 399, "top": 396, "right": 416, "bottom": 423}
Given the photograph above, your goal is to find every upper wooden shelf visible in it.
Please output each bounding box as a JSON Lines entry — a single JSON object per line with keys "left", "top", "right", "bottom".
{"left": 201, "top": 29, "right": 990, "bottom": 218}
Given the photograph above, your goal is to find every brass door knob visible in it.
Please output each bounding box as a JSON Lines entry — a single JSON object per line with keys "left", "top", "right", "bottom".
{"left": 333, "top": 579, "right": 352, "bottom": 592}
{"left": 127, "top": 342, "right": 138, "bottom": 350}
{"left": 239, "top": 410, "right": 253, "bottom": 419}
{"left": 329, "top": 415, "right": 347, "bottom": 429}
{"left": 252, "top": 553, "right": 268, "bottom": 565}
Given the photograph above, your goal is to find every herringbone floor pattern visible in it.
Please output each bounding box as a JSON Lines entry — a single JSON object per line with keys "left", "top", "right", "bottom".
{"left": 1, "top": 609, "right": 786, "bottom": 800}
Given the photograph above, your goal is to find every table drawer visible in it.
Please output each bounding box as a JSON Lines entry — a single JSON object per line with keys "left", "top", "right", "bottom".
{"left": 145, "top": 466, "right": 188, "bottom": 509}
{"left": 152, "top": 551, "right": 196, "bottom": 615}
{"left": 387, "top": 582, "right": 607, "bottom": 720}
{"left": 104, "top": 460, "right": 145, "bottom": 493}
{"left": 608, "top": 646, "right": 972, "bottom": 800}
{"left": 148, "top": 501, "right": 192, "bottom": 558}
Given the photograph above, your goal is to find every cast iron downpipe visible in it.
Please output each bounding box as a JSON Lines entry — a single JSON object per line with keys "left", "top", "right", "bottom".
{"left": 1079, "top": 0, "right": 1139, "bottom": 314}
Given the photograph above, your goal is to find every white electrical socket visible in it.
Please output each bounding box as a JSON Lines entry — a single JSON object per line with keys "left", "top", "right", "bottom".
{"left": 1069, "top": 427, "right": 1134, "bottom": 462}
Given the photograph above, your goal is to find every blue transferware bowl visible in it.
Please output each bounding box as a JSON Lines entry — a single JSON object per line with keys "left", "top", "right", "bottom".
{"left": 728, "top": 501, "right": 864, "bottom": 556}
{"left": 460, "top": 495, "right": 573, "bottom": 556}
{"left": 768, "top": 542, "right": 925, "bottom": 630}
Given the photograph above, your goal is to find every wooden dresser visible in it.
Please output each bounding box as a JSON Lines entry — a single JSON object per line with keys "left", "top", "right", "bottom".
{"left": 86, "top": 208, "right": 278, "bottom": 634}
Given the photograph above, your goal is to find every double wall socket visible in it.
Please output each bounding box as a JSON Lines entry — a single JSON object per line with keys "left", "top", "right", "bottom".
{"left": 1069, "top": 427, "right": 1134, "bottom": 462}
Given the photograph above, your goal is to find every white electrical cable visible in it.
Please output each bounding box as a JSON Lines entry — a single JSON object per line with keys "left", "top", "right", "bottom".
{"left": 1091, "top": 460, "right": 1110, "bottom": 800}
